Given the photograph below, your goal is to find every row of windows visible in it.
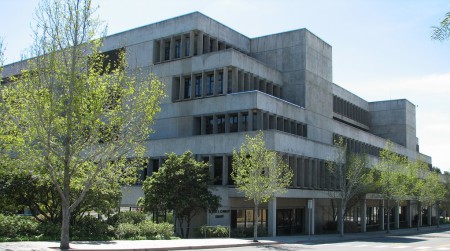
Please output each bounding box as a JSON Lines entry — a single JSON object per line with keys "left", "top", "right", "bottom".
{"left": 333, "top": 134, "right": 383, "bottom": 157}
{"left": 172, "top": 67, "right": 282, "bottom": 101}
{"left": 193, "top": 110, "right": 307, "bottom": 138}
{"left": 153, "top": 30, "right": 242, "bottom": 63}
{"left": 333, "top": 95, "right": 370, "bottom": 126}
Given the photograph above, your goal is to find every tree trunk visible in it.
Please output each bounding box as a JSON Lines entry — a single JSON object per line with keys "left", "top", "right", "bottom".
{"left": 386, "top": 200, "right": 390, "bottom": 233}
{"left": 339, "top": 202, "right": 345, "bottom": 237}
{"left": 253, "top": 203, "right": 259, "bottom": 242}
{"left": 60, "top": 199, "right": 70, "bottom": 249}
{"left": 186, "top": 216, "right": 191, "bottom": 239}
{"left": 417, "top": 202, "right": 421, "bottom": 231}
{"left": 436, "top": 205, "right": 440, "bottom": 228}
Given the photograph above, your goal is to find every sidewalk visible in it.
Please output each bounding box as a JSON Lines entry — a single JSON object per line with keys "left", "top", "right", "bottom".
{"left": 1, "top": 224, "right": 449, "bottom": 251}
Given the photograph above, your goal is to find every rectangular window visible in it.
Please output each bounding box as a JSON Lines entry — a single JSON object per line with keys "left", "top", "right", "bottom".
{"left": 205, "top": 116, "right": 213, "bottom": 134}
{"left": 241, "top": 113, "right": 248, "bottom": 131}
{"left": 164, "top": 41, "right": 170, "bottom": 60}
{"left": 218, "top": 72, "right": 223, "bottom": 94}
{"left": 185, "top": 37, "right": 190, "bottom": 56}
{"left": 206, "top": 74, "right": 214, "bottom": 96}
{"left": 195, "top": 76, "right": 202, "bottom": 97}
{"left": 184, "top": 78, "right": 191, "bottom": 99}
{"left": 217, "top": 115, "right": 225, "bottom": 133}
{"left": 213, "top": 156, "right": 223, "bottom": 185}
{"left": 174, "top": 39, "right": 181, "bottom": 58}
{"left": 227, "top": 70, "right": 232, "bottom": 93}
{"left": 229, "top": 114, "right": 238, "bottom": 132}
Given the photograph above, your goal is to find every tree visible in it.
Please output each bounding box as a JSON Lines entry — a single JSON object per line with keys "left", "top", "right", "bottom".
{"left": 0, "top": 0, "right": 165, "bottom": 248}
{"left": 327, "top": 137, "right": 372, "bottom": 237}
{"left": 140, "top": 151, "right": 220, "bottom": 238}
{"left": 232, "top": 131, "right": 293, "bottom": 242}
{"left": 373, "top": 141, "right": 409, "bottom": 233}
{"left": 432, "top": 12, "right": 450, "bottom": 41}
{"left": 422, "top": 168, "right": 446, "bottom": 227}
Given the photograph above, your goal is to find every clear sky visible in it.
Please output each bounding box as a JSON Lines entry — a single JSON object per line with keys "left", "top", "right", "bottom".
{"left": 1, "top": 0, "right": 450, "bottom": 171}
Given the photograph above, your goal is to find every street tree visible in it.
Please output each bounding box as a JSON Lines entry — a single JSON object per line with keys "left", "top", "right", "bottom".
{"left": 140, "top": 151, "right": 220, "bottom": 238}
{"left": 327, "top": 137, "right": 372, "bottom": 237}
{"left": 0, "top": 0, "right": 165, "bottom": 248}
{"left": 422, "top": 168, "right": 446, "bottom": 227}
{"left": 373, "top": 141, "right": 409, "bottom": 233}
{"left": 232, "top": 131, "right": 293, "bottom": 242}
{"left": 432, "top": 12, "right": 450, "bottom": 41}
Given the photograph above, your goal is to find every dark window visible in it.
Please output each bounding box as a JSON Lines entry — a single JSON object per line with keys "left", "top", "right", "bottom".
{"left": 205, "top": 116, "right": 213, "bottom": 134}
{"left": 194, "top": 117, "right": 202, "bottom": 135}
{"left": 151, "top": 158, "right": 160, "bottom": 174}
{"left": 218, "top": 72, "right": 223, "bottom": 94}
{"left": 252, "top": 112, "right": 258, "bottom": 130}
{"left": 164, "top": 41, "right": 170, "bottom": 60}
{"left": 214, "top": 157, "right": 223, "bottom": 185}
{"left": 230, "top": 114, "right": 238, "bottom": 132}
{"left": 241, "top": 113, "right": 248, "bottom": 131}
{"left": 90, "top": 48, "right": 123, "bottom": 75}
{"left": 227, "top": 156, "right": 234, "bottom": 185}
{"left": 303, "top": 124, "right": 307, "bottom": 137}
{"left": 185, "top": 37, "right": 190, "bottom": 56}
{"left": 195, "top": 76, "right": 202, "bottom": 97}
{"left": 217, "top": 115, "right": 225, "bottom": 133}
{"left": 227, "top": 70, "right": 232, "bottom": 93}
{"left": 174, "top": 39, "right": 181, "bottom": 58}
{"left": 184, "top": 78, "right": 191, "bottom": 99}
{"left": 206, "top": 74, "right": 214, "bottom": 96}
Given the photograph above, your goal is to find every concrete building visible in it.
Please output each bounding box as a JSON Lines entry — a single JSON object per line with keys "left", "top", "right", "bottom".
{"left": 2, "top": 12, "right": 433, "bottom": 236}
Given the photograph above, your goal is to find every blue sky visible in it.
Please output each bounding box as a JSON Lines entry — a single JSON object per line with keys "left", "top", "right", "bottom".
{"left": 1, "top": 0, "right": 450, "bottom": 171}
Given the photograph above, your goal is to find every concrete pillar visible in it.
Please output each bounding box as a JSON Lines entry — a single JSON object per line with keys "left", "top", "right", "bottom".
{"left": 428, "top": 206, "right": 432, "bottom": 226}
{"left": 307, "top": 198, "right": 315, "bottom": 235}
{"left": 197, "top": 31, "right": 203, "bottom": 55}
{"left": 169, "top": 36, "right": 175, "bottom": 60}
{"left": 232, "top": 67, "right": 238, "bottom": 93}
{"left": 208, "top": 156, "right": 214, "bottom": 183}
{"left": 244, "top": 72, "right": 250, "bottom": 91}
{"left": 222, "top": 155, "right": 228, "bottom": 186}
{"left": 179, "top": 75, "right": 184, "bottom": 100}
{"left": 222, "top": 67, "right": 228, "bottom": 94}
{"left": 189, "top": 31, "right": 195, "bottom": 56}
{"left": 394, "top": 205, "right": 400, "bottom": 229}
{"left": 379, "top": 200, "right": 385, "bottom": 231}
{"left": 180, "top": 34, "right": 186, "bottom": 57}
{"left": 203, "top": 34, "right": 210, "bottom": 53}
{"left": 190, "top": 73, "right": 195, "bottom": 99}
{"left": 435, "top": 203, "right": 440, "bottom": 227}
{"left": 159, "top": 39, "right": 165, "bottom": 61}
{"left": 268, "top": 198, "right": 277, "bottom": 237}
{"left": 238, "top": 70, "right": 244, "bottom": 92}
{"left": 213, "top": 69, "right": 218, "bottom": 96}
{"left": 213, "top": 114, "right": 218, "bottom": 134}
{"left": 247, "top": 109, "right": 253, "bottom": 131}
{"left": 361, "top": 199, "right": 367, "bottom": 232}
{"left": 292, "top": 156, "right": 298, "bottom": 187}
{"left": 407, "top": 200, "right": 412, "bottom": 228}
{"left": 200, "top": 116, "right": 206, "bottom": 135}
{"left": 257, "top": 110, "right": 263, "bottom": 130}
{"left": 224, "top": 114, "right": 230, "bottom": 133}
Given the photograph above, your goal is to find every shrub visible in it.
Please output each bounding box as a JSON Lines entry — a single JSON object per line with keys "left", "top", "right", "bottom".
{"left": 0, "top": 214, "right": 40, "bottom": 239}
{"left": 138, "top": 220, "right": 173, "bottom": 239}
{"left": 115, "top": 223, "right": 140, "bottom": 239}
{"left": 71, "top": 216, "right": 112, "bottom": 240}
{"left": 199, "top": 225, "right": 229, "bottom": 238}
{"left": 107, "top": 211, "right": 146, "bottom": 226}
{"left": 230, "top": 227, "right": 267, "bottom": 238}
{"left": 37, "top": 221, "right": 60, "bottom": 240}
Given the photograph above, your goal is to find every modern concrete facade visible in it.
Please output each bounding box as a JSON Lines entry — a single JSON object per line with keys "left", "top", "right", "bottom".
{"left": 2, "top": 12, "right": 433, "bottom": 236}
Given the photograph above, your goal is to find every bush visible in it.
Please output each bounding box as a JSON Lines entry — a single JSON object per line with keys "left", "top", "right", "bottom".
{"left": 138, "top": 220, "right": 173, "bottom": 239}
{"left": 107, "top": 211, "right": 146, "bottom": 226}
{"left": 0, "top": 214, "right": 40, "bottom": 239}
{"left": 199, "top": 225, "right": 229, "bottom": 238}
{"left": 71, "top": 216, "right": 112, "bottom": 240}
{"left": 37, "top": 221, "right": 60, "bottom": 240}
{"left": 115, "top": 223, "right": 140, "bottom": 239}
{"left": 230, "top": 227, "right": 267, "bottom": 238}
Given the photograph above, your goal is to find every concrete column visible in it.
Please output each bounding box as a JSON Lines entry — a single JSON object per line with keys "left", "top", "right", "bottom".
{"left": 407, "top": 200, "right": 412, "bottom": 228}
{"left": 179, "top": 75, "right": 184, "bottom": 100}
{"left": 180, "top": 34, "right": 186, "bottom": 57}
{"left": 247, "top": 109, "right": 253, "bottom": 131}
{"left": 222, "top": 67, "right": 228, "bottom": 94}
{"left": 224, "top": 114, "right": 230, "bottom": 133}
{"left": 237, "top": 112, "right": 243, "bottom": 132}
{"left": 379, "top": 200, "right": 385, "bottom": 231}
{"left": 238, "top": 70, "right": 244, "bottom": 92}
{"left": 298, "top": 158, "right": 305, "bottom": 187}
{"left": 244, "top": 72, "right": 250, "bottom": 91}
{"left": 208, "top": 156, "right": 214, "bottom": 183}
{"left": 222, "top": 155, "right": 228, "bottom": 186}
{"left": 203, "top": 34, "right": 210, "bottom": 53}
{"left": 257, "top": 110, "right": 263, "bottom": 130}
{"left": 436, "top": 203, "right": 440, "bottom": 227}
{"left": 394, "top": 205, "right": 400, "bottom": 229}
{"left": 361, "top": 199, "right": 367, "bottom": 232}
{"left": 189, "top": 31, "right": 195, "bottom": 56}
{"left": 307, "top": 199, "right": 315, "bottom": 235}
{"left": 254, "top": 76, "right": 260, "bottom": 91}
{"left": 428, "top": 206, "right": 432, "bottom": 226}
{"left": 197, "top": 31, "right": 204, "bottom": 55}
{"left": 232, "top": 67, "right": 238, "bottom": 93}
{"left": 202, "top": 71, "right": 206, "bottom": 97}
{"left": 268, "top": 198, "right": 277, "bottom": 237}
{"left": 200, "top": 116, "right": 206, "bottom": 135}
{"left": 292, "top": 156, "right": 298, "bottom": 187}
{"left": 159, "top": 39, "right": 165, "bottom": 61}
{"left": 169, "top": 36, "right": 175, "bottom": 60}
{"left": 212, "top": 114, "right": 218, "bottom": 134}
{"left": 213, "top": 69, "right": 218, "bottom": 96}
{"left": 190, "top": 73, "right": 195, "bottom": 99}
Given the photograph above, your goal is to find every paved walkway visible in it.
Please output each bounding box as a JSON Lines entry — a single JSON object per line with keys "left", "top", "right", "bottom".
{"left": 1, "top": 224, "right": 449, "bottom": 251}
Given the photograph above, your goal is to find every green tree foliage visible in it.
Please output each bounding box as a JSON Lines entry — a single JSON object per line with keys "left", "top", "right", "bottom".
{"left": 232, "top": 131, "right": 293, "bottom": 242}
{"left": 432, "top": 12, "right": 450, "bottom": 41}
{"left": 140, "top": 151, "right": 220, "bottom": 238}
{"left": 327, "top": 137, "right": 372, "bottom": 237}
{"left": 0, "top": 0, "right": 165, "bottom": 248}
{"left": 373, "top": 141, "right": 409, "bottom": 233}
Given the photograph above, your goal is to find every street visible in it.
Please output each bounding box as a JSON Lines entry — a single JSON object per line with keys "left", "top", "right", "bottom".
{"left": 190, "top": 230, "right": 450, "bottom": 251}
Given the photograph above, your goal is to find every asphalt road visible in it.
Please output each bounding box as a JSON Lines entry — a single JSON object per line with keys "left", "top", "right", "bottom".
{"left": 189, "top": 230, "right": 450, "bottom": 251}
